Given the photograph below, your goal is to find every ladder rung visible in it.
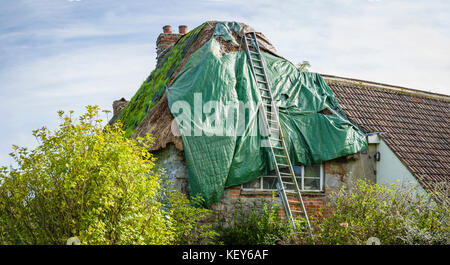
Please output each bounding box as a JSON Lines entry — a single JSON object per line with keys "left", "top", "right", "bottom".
{"left": 255, "top": 72, "right": 265, "bottom": 77}
{"left": 277, "top": 163, "right": 290, "bottom": 167}
{"left": 274, "top": 154, "right": 287, "bottom": 158}
{"left": 254, "top": 65, "right": 263, "bottom": 69}
{"left": 283, "top": 181, "right": 295, "bottom": 185}
{"left": 272, "top": 146, "right": 284, "bottom": 150}
{"left": 269, "top": 137, "right": 281, "bottom": 141}
{"left": 280, "top": 172, "right": 292, "bottom": 176}
{"left": 249, "top": 50, "right": 259, "bottom": 54}
{"left": 259, "top": 87, "right": 270, "bottom": 91}
{"left": 291, "top": 210, "right": 303, "bottom": 214}
{"left": 261, "top": 95, "right": 271, "bottom": 99}
{"left": 288, "top": 200, "right": 301, "bottom": 204}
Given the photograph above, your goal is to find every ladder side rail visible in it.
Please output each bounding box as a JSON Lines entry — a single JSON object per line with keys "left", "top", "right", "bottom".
{"left": 243, "top": 34, "right": 270, "bottom": 138}
{"left": 279, "top": 129, "right": 312, "bottom": 231}
{"left": 243, "top": 33, "right": 296, "bottom": 226}
{"left": 277, "top": 182, "right": 291, "bottom": 222}
{"left": 250, "top": 32, "right": 312, "bottom": 232}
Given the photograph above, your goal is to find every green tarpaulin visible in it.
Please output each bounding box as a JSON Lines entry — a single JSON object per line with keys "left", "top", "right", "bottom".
{"left": 167, "top": 22, "right": 368, "bottom": 205}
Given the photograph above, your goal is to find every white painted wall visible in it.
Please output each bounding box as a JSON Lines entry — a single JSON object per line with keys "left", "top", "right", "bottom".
{"left": 376, "top": 138, "right": 427, "bottom": 195}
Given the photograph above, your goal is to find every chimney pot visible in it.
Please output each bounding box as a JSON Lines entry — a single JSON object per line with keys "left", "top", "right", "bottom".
{"left": 179, "top": 25, "right": 188, "bottom": 35}
{"left": 163, "top": 25, "right": 172, "bottom": 34}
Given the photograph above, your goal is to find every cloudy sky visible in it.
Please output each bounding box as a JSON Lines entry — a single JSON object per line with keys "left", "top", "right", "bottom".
{"left": 0, "top": 0, "right": 449, "bottom": 166}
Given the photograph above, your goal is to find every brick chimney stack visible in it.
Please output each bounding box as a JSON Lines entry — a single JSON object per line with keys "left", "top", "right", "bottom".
{"left": 179, "top": 25, "right": 188, "bottom": 35}
{"left": 156, "top": 25, "right": 188, "bottom": 65}
{"left": 162, "top": 25, "right": 172, "bottom": 34}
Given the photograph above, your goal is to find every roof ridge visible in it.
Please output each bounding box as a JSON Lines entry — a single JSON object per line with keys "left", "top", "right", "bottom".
{"left": 320, "top": 74, "right": 450, "bottom": 102}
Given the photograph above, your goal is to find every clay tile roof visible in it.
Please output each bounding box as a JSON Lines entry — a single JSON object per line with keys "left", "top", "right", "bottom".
{"left": 322, "top": 74, "right": 450, "bottom": 194}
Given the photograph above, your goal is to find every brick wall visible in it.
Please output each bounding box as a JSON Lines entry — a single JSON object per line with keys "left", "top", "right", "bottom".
{"left": 220, "top": 184, "right": 328, "bottom": 221}
{"left": 156, "top": 25, "right": 189, "bottom": 65}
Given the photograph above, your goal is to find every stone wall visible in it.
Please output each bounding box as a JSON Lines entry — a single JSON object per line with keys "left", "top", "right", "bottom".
{"left": 153, "top": 143, "right": 189, "bottom": 195}
{"left": 324, "top": 144, "right": 377, "bottom": 191}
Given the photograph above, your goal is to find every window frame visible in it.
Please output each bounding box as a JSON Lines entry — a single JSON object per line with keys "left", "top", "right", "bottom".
{"left": 241, "top": 163, "right": 324, "bottom": 193}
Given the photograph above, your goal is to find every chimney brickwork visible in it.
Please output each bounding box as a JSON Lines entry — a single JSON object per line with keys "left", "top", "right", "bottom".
{"left": 156, "top": 25, "right": 188, "bottom": 65}
{"left": 178, "top": 25, "right": 188, "bottom": 35}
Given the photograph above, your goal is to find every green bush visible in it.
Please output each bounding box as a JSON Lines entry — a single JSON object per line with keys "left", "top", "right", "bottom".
{"left": 216, "top": 196, "right": 291, "bottom": 245}
{"left": 310, "top": 179, "right": 449, "bottom": 245}
{"left": 0, "top": 106, "right": 172, "bottom": 245}
{"left": 167, "top": 190, "right": 218, "bottom": 245}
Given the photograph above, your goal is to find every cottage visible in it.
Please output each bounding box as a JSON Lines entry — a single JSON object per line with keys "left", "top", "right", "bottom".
{"left": 110, "top": 21, "right": 449, "bottom": 220}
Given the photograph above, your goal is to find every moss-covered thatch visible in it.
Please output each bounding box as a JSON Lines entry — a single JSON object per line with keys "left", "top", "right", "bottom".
{"left": 118, "top": 23, "right": 206, "bottom": 138}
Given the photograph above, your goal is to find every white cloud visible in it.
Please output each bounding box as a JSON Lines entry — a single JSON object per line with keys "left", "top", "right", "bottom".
{"left": 1, "top": 43, "right": 155, "bottom": 101}
{"left": 0, "top": 42, "right": 156, "bottom": 166}
{"left": 313, "top": 4, "right": 450, "bottom": 94}
{"left": 230, "top": 0, "right": 450, "bottom": 94}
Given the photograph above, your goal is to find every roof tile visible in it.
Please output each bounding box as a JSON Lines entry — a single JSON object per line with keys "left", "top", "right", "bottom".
{"left": 324, "top": 76, "right": 450, "bottom": 194}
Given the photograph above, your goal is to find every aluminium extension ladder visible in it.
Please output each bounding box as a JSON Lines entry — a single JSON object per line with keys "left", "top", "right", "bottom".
{"left": 242, "top": 32, "right": 312, "bottom": 233}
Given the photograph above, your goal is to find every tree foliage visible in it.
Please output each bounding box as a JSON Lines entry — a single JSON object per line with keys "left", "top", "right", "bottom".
{"left": 297, "top": 61, "right": 311, "bottom": 72}
{"left": 0, "top": 106, "right": 172, "bottom": 244}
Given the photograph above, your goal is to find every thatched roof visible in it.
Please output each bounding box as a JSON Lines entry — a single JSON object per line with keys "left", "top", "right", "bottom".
{"left": 112, "top": 21, "right": 281, "bottom": 151}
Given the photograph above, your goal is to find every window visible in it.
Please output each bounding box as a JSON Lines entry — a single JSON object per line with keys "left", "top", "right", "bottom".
{"left": 242, "top": 163, "right": 324, "bottom": 192}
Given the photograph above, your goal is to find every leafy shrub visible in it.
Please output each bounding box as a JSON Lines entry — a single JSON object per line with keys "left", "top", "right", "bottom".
{"left": 216, "top": 196, "right": 290, "bottom": 245}
{"left": 0, "top": 106, "right": 172, "bottom": 245}
{"left": 395, "top": 186, "right": 449, "bottom": 245}
{"left": 310, "top": 179, "right": 449, "bottom": 245}
{"left": 167, "top": 190, "right": 218, "bottom": 245}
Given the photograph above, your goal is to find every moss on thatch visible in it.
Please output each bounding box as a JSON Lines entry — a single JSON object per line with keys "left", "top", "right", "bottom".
{"left": 118, "top": 23, "right": 206, "bottom": 138}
